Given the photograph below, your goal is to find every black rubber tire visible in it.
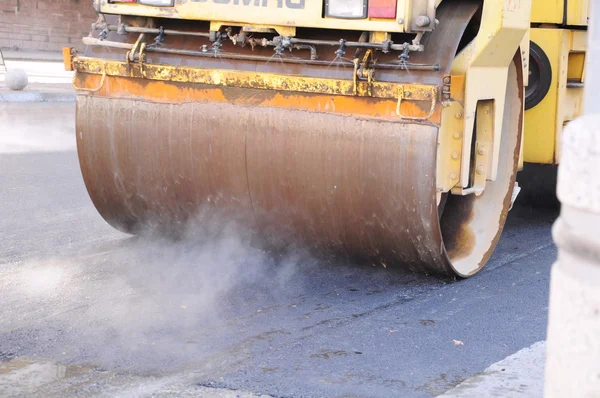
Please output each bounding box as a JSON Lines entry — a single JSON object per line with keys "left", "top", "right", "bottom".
{"left": 525, "top": 41, "right": 552, "bottom": 110}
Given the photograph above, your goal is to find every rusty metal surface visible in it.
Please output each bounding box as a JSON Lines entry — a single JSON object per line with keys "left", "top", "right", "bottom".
{"left": 74, "top": 1, "right": 524, "bottom": 276}
{"left": 77, "top": 95, "right": 450, "bottom": 274}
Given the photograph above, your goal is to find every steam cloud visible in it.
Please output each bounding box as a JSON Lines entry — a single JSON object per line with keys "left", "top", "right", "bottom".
{"left": 0, "top": 212, "right": 310, "bottom": 375}
{"left": 0, "top": 103, "right": 75, "bottom": 154}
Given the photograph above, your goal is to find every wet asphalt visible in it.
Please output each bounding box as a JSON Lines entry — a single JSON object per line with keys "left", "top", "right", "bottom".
{"left": 0, "top": 103, "right": 557, "bottom": 397}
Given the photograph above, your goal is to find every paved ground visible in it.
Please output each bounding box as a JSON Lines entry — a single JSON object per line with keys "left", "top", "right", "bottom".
{"left": 0, "top": 102, "right": 556, "bottom": 397}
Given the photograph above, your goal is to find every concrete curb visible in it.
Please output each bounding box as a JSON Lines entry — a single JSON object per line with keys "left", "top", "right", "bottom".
{"left": 0, "top": 91, "right": 75, "bottom": 102}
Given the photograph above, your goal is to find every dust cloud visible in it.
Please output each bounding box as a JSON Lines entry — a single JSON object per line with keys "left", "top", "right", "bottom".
{"left": 0, "top": 103, "right": 75, "bottom": 153}
{"left": 0, "top": 212, "right": 310, "bottom": 375}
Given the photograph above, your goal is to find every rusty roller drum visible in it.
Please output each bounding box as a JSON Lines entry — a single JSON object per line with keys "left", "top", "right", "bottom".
{"left": 74, "top": 1, "right": 523, "bottom": 277}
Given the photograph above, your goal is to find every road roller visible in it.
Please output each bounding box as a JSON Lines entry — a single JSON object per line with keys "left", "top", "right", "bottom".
{"left": 63, "top": 0, "right": 539, "bottom": 277}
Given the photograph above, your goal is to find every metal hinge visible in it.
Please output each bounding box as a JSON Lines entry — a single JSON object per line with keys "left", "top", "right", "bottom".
{"left": 353, "top": 49, "right": 376, "bottom": 96}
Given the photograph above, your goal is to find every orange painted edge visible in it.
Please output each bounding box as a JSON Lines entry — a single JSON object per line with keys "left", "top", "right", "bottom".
{"left": 75, "top": 73, "right": 442, "bottom": 125}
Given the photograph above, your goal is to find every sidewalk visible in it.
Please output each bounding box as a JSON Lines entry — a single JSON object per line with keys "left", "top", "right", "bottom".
{"left": 439, "top": 341, "right": 546, "bottom": 397}
{"left": 0, "top": 49, "right": 75, "bottom": 103}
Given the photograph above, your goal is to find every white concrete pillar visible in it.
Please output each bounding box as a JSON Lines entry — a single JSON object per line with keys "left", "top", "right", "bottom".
{"left": 0, "top": 48, "right": 5, "bottom": 72}
{"left": 545, "top": 2, "right": 600, "bottom": 396}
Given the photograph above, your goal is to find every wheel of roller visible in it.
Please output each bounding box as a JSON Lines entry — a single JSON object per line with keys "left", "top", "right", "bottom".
{"left": 438, "top": 54, "right": 524, "bottom": 277}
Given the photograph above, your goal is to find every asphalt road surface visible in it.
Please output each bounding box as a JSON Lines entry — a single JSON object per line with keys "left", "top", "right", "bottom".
{"left": 0, "top": 102, "right": 557, "bottom": 397}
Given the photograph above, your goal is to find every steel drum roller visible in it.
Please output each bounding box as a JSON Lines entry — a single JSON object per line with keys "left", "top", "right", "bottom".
{"left": 74, "top": 1, "right": 523, "bottom": 276}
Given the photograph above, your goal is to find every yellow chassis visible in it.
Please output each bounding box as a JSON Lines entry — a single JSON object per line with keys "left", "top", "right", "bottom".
{"left": 523, "top": 28, "right": 587, "bottom": 164}
{"left": 522, "top": 0, "right": 588, "bottom": 164}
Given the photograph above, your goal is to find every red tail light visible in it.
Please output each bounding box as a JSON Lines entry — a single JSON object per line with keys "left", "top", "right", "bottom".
{"left": 368, "top": 0, "right": 397, "bottom": 19}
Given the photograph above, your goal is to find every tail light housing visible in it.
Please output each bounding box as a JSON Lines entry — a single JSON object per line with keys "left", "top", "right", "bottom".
{"left": 325, "top": 0, "right": 367, "bottom": 19}
{"left": 368, "top": 0, "right": 397, "bottom": 19}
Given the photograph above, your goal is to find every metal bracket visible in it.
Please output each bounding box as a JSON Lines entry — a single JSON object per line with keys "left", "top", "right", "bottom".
{"left": 65, "top": 46, "right": 107, "bottom": 93}
{"left": 72, "top": 71, "right": 106, "bottom": 92}
{"left": 353, "top": 49, "right": 377, "bottom": 96}
{"left": 441, "top": 74, "right": 465, "bottom": 104}
{"left": 138, "top": 42, "right": 148, "bottom": 78}
{"left": 452, "top": 100, "right": 494, "bottom": 196}
{"left": 436, "top": 100, "right": 465, "bottom": 194}
{"left": 396, "top": 85, "right": 437, "bottom": 121}
{"left": 62, "top": 47, "right": 75, "bottom": 71}
{"left": 126, "top": 33, "right": 147, "bottom": 63}
{"left": 442, "top": 75, "right": 451, "bottom": 102}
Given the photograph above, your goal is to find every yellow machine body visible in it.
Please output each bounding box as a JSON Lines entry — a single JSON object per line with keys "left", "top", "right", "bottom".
{"left": 523, "top": 0, "right": 588, "bottom": 164}
{"left": 95, "top": 0, "right": 440, "bottom": 35}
